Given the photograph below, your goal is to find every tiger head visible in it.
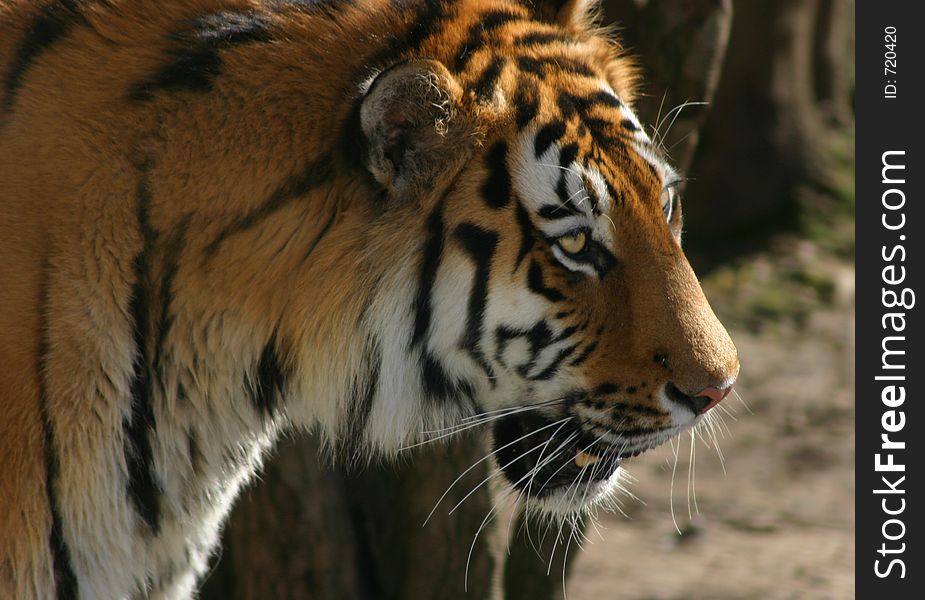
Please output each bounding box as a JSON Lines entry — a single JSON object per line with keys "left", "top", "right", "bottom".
{"left": 352, "top": 0, "right": 738, "bottom": 513}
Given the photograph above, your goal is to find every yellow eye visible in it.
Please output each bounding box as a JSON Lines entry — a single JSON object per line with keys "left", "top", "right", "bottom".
{"left": 557, "top": 231, "right": 587, "bottom": 255}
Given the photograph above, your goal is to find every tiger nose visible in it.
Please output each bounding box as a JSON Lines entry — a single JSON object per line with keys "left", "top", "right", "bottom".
{"left": 666, "top": 382, "right": 734, "bottom": 415}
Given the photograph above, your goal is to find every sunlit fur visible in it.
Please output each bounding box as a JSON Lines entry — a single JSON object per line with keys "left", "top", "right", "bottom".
{"left": 0, "top": 0, "right": 738, "bottom": 597}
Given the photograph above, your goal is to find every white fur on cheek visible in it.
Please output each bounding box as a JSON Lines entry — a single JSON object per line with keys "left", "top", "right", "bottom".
{"left": 363, "top": 258, "right": 429, "bottom": 453}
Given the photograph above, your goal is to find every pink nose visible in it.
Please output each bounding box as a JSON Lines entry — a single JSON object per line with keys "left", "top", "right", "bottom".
{"left": 694, "top": 385, "right": 733, "bottom": 414}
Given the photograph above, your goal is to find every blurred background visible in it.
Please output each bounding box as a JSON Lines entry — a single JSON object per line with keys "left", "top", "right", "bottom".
{"left": 202, "top": 1, "right": 855, "bottom": 598}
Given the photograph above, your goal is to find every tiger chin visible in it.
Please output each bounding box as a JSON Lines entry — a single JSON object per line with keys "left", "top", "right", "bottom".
{"left": 0, "top": 0, "right": 738, "bottom": 597}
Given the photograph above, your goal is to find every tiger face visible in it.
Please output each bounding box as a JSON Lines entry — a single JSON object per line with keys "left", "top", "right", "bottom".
{"left": 357, "top": 2, "right": 739, "bottom": 513}
{"left": 449, "top": 127, "right": 737, "bottom": 512}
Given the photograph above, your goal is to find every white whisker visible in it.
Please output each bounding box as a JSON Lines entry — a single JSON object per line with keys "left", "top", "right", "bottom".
{"left": 449, "top": 423, "right": 575, "bottom": 516}
{"left": 668, "top": 436, "right": 682, "bottom": 535}
{"left": 650, "top": 90, "right": 668, "bottom": 144}
{"left": 404, "top": 400, "right": 566, "bottom": 450}
{"left": 424, "top": 417, "right": 572, "bottom": 525}
{"left": 733, "top": 389, "right": 754, "bottom": 414}
{"left": 464, "top": 505, "right": 497, "bottom": 592}
{"left": 654, "top": 101, "right": 708, "bottom": 148}
{"left": 458, "top": 398, "right": 562, "bottom": 423}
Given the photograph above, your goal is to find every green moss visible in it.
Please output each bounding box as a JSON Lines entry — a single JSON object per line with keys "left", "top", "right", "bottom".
{"left": 790, "top": 268, "right": 836, "bottom": 303}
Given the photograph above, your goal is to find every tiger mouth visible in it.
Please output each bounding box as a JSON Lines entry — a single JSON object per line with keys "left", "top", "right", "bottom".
{"left": 491, "top": 412, "right": 656, "bottom": 499}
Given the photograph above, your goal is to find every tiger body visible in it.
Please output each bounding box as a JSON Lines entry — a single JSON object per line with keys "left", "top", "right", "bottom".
{"left": 0, "top": 0, "right": 739, "bottom": 598}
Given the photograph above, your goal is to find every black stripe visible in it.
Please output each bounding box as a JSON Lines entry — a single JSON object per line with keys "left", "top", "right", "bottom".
{"left": 514, "top": 31, "right": 574, "bottom": 47}
{"left": 578, "top": 120, "right": 627, "bottom": 151}
{"left": 285, "top": 0, "right": 347, "bottom": 16}
{"left": 473, "top": 56, "right": 506, "bottom": 103}
{"left": 527, "top": 261, "right": 565, "bottom": 302}
{"left": 493, "top": 325, "right": 519, "bottom": 368}
{"left": 187, "top": 428, "right": 203, "bottom": 476}
{"left": 129, "top": 10, "right": 271, "bottom": 102}
{"left": 455, "top": 223, "right": 499, "bottom": 382}
{"left": 38, "top": 263, "right": 80, "bottom": 600}
{"left": 529, "top": 344, "right": 575, "bottom": 380}
{"left": 124, "top": 165, "right": 162, "bottom": 534}
{"left": 529, "top": 0, "right": 571, "bottom": 16}
{"left": 555, "top": 142, "right": 580, "bottom": 208}
{"left": 555, "top": 324, "right": 579, "bottom": 340}
{"left": 517, "top": 320, "right": 555, "bottom": 378}
{"left": 514, "top": 201, "right": 535, "bottom": 269}
{"left": 584, "top": 117, "right": 624, "bottom": 148}
{"left": 610, "top": 403, "right": 666, "bottom": 418}
{"left": 618, "top": 426, "right": 673, "bottom": 438}
{"left": 495, "top": 320, "right": 561, "bottom": 378}
{"left": 206, "top": 155, "right": 333, "bottom": 256}
{"left": 453, "top": 10, "right": 521, "bottom": 71}
{"left": 411, "top": 201, "right": 445, "bottom": 347}
{"left": 302, "top": 208, "right": 337, "bottom": 262}
{"left": 605, "top": 181, "right": 623, "bottom": 206}
{"left": 372, "top": 0, "right": 453, "bottom": 69}
{"left": 558, "top": 91, "right": 615, "bottom": 119}
{"left": 344, "top": 341, "right": 381, "bottom": 456}
{"left": 481, "top": 141, "right": 511, "bottom": 208}
{"left": 558, "top": 142, "right": 580, "bottom": 169}
{"left": 516, "top": 55, "right": 547, "bottom": 79}
{"left": 130, "top": 48, "right": 222, "bottom": 102}
{"left": 569, "top": 340, "right": 597, "bottom": 366}
{"left": 557, "top": 90, "right": 625, "bottom": 128}
{"left": 516, "top": 55, "right": 595, "bottom": 79}
{"left": 513, "top": 77, "right": 539, "bottom": 128}
{"left": 533, "top": 121, "right": 566, "bottom": 158}
{"left": 421, "top": 351, "right": 476, "bottom": 408}
{"left": 248, "top": 330, "right": 289, "bottom": 417}
{"left": 585, "top": 178, "right": 602, "bottom": 214}
{"left": 620, "top": 118, "right": 639, "bottom": 132}
{"left": 589, "top": 243, "right": 617, "bottom": 278}
{"left": 478, "top": 9, "right": 523, "bottom": 29}
{"left": 537, "top": 203, "right": 580, "bottom": 220}
{"left": 153, "top": 216, "right": 191, "bottom": 391}
{"left": 182, "top": 10, "right": 271, "bottom": 46}
{"left": 591, "top": 89, "right": 622, "bottom": 108}
{"left": 453, "top": 31, "right": 488, "bottom": 73}
{"left": 556, "top": 91, "right": 583, "bottom": 119}
{"left": 562, "top": 90, "right": 624, "bottom": 118}
{"left": 595, "top": 383, "right": 620, "bottom": 395}
{"left": 411, "top": 195, "right": 478, "bottom": 410}
{"left": 3, "top": 0, "right": 87, "bottom": 113}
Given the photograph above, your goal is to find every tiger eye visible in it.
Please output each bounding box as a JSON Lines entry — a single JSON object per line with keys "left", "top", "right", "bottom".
{"left": 558, "top": 231, "right": 587, "bottom": 255}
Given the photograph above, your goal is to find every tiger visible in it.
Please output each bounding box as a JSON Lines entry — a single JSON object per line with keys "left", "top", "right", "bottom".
{"left": 0, "top": 0, "right": 740, "bottom": 597}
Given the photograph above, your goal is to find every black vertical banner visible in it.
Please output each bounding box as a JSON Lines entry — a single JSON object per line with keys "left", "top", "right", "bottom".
{"left": 856, "top": 2, "right": 924, "bottom": 597}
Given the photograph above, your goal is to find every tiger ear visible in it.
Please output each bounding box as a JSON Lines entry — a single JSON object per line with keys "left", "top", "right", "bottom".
{"left": 359, "top": 59, "right": 474, "bottom": 205}
{"left": 531, "top": 0, "right": 600, "bottom": 32}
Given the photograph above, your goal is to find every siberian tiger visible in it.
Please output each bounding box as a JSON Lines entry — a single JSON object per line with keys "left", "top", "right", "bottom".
{"left": 0, "top": 0, "right": 740, "bottom": 597}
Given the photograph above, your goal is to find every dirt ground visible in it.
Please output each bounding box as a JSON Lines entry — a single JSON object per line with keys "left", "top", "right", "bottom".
{"left": 566, "top": 250, "right": 855, "bottom": 600}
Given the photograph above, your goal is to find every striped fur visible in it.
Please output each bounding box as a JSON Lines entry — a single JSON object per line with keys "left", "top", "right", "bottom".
{"left": 0, "top": 0, "right": 738, "bottom": 597}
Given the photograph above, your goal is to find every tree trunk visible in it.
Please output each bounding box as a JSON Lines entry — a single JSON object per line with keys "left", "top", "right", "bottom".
{"left": 603, "top": 0, "right": 734, "bottom": 174}
{"left": 677, "top": 0, "right": 855, "bottom": 249}
{"left": 200, "top": 432, "right": 502, "bottom": 600}
{"left": 199, "top": 431, "right": 587, "bottom": 600}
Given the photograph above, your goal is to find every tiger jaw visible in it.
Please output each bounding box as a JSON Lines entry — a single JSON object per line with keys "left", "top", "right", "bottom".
{"left": 489, "top": 409, "right": 665, "bottom": 511}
